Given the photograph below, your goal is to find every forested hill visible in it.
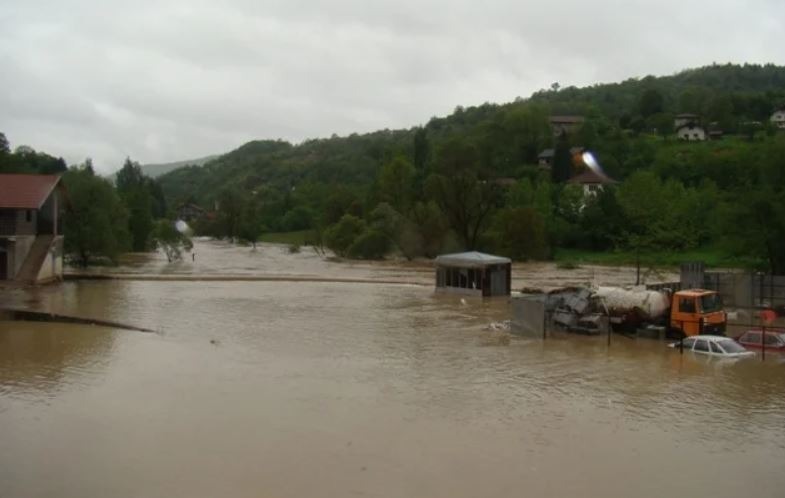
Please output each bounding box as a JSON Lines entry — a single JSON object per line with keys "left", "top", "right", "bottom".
{"left": 158, "top": 63, "right": 785, "bottom": 205}
{"left": 153, "top": 62, "right": 785, "bottom": 272}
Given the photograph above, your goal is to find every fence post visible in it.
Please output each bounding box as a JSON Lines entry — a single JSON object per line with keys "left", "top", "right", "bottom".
{"left": 679, "top": 321, "right": 684, "bottom": 354}
{"left": 542, "top": 309, "right": 547, "bottom": 341}
{"left": 607, "top": 316, "right": 611, "bottom": 346}
{"left": 761, "top": 324, "right": 766, "bottom": 361}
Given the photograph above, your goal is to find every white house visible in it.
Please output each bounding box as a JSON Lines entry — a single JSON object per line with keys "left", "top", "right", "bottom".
{"left": 674, "top": 113, "right": 699, "bottom": 129}
{"left": 676, "top": 124, "right": 707, "bottom": 141}
{"left": 567, "top": 169, "right": 617, "bottom": 198}
{"left": 771, "top": 109, "right": 785, "bottom": 129}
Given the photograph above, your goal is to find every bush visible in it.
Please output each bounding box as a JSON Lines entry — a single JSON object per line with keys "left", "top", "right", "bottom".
{"left": 323, "top": 214, "right": 366, "bottom": 257}
{"left": 348, "top": 230, "right": 390, "bottom": 259}
{"left": 280, "top": 206, "right": 313, "bottom": 232}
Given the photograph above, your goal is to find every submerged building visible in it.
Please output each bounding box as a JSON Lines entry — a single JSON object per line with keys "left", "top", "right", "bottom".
{"left": 0, "top": 174, "right": 66, "bottom": 283}
{"left": 434, "top": 251, "right": 512, "bottom": 297}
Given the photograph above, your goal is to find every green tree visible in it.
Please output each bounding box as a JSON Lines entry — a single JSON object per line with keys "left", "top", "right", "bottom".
{"left": 116, "top": 158, "right": 157, "bottom": 251}
{"left": 62, "top": 166, "right": 130, "bottom": 266}
{"left": 551, "top": 133, "right": 572, "bottom": 183}
{"left": 378, "top": 156, "right": 416, "bottom": 213}
{"left": 324, "top": 214, "right": 366, "bottom": 257}
{"left": 638, "top": 88, "right": 664, "bottom": 118}
{"left": 490, "top": 207, "right": 548, "bottom": 260}
{"left": 153, "top": 219, "right": 193, "bottom": 262}
{"left": 425, "top": 139, "right": 500, "bottom": 250}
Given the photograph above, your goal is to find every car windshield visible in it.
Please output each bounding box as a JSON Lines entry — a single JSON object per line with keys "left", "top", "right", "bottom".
{"left": 718, "top": 341, "right": 747, "bottom": 354}
{"left": 700, "top": 293, "right": 723, "bottom": 313}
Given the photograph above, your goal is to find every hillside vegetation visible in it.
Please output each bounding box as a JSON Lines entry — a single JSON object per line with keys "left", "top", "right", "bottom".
{"left": 154, "top": 63, "right": 785, "bottom": 272}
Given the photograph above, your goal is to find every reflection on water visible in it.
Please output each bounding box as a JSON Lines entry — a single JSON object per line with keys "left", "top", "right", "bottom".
{"left": 0, "top": 241, "right": 783, "bottom": 498}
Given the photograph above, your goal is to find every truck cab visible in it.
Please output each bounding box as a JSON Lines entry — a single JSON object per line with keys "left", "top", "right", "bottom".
{"left": 670, "top": 289, "right": 727, "bottom": 337}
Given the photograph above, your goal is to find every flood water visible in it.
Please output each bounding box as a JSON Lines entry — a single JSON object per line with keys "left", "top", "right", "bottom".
{"left": 1, "top": 240, "right": 784, "bottom": 498}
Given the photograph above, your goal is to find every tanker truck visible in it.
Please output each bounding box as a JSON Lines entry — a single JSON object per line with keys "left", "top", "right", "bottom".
{"left": 544, "top": 286, "right": 727, "bottom": 337}
{"left": 593, "top": 286, "right": 727, "bottom": 337}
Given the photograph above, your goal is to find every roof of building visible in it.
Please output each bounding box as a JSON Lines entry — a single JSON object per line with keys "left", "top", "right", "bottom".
{"left": 538, "top": 146, "right": 585, "bottom": 159}
{"left": 549, "top": 115, "right": 585, "bottom": 124}
{"left": 567, "top": 168, "right": 617, "bottom": 185}
{"left": 0, "top": 174, "right": 63, "bottom": 209}
{"left": 435, "top": 251, "right": 511, "bottom": 268}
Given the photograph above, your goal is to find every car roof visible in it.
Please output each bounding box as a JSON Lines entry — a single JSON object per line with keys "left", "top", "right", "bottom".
{"left": 675, "top": 289, "right": 717, "bottom": 297}
{"left": 692, "top": 335, "right": 732, "bottom": 341}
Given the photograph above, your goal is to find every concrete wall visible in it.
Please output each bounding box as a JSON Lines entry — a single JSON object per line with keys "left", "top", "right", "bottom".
{"left": 10, "top": 235, "right": 35, "bottom": 278}
{"left": 35, "top": 236, "right": 64, "bottom": 283}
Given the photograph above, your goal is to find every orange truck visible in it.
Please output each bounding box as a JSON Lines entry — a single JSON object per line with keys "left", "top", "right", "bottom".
{"left": 669, "top": 289, "right": 727, "bottom": 337}
{"left": 595, "top": 286, "right": 727, "bottom": 337}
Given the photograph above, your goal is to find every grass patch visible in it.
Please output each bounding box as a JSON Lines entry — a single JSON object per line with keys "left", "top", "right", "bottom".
{"left": 553, "top": 247, "right": 762, "bottom": 270}
{"left": 259, "top": 230, "right": 314, "bottom": 246}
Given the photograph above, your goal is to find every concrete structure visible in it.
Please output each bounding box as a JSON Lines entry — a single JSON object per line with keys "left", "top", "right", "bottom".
{"left": 0, "top": 174, "right": 66, "bottom": 283}
{"left": 434, "top": 251, "right": 511, "bottom": 297}
{"left": 567, "top": 168, "right": 617, "bottom": 197}
{"left": 771, "top": 108, "right": 785, "bottom": 129}
{"left": 676, "top": 124, "right": 707, "bottom": 141}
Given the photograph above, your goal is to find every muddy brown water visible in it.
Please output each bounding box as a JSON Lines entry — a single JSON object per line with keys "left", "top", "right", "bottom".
{"left": 1, "top": 240, "right": 784, "bottom": 498}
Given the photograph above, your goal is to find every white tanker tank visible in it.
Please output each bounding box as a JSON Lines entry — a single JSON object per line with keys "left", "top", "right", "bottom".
{"left": 592, "top": 286, "right": 672, "bottom": 321}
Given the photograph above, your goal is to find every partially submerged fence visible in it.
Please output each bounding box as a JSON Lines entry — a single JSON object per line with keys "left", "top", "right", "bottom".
{"left": 702, "top": 272, "right": 785, "bottom": 310}
{"left": 511, "top": 294, "right": 782, "bottom": 360}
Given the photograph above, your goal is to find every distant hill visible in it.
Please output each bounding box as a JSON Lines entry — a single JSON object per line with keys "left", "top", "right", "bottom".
{"left": 140, "top": 155, "right": 218, "bottom": 178}
{"left": 157, "top": 63, "right": 785, "bottom": 206}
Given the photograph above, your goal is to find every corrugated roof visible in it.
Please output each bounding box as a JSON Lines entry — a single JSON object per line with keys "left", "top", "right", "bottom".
{"left": 435, "top": 251, "right": 511, "bottom": 267}
{"left": 0, "top": 174, "right": 62, "bottom": 209}
{"left": 567, "top": 169, "right": 617, "bottom": 185}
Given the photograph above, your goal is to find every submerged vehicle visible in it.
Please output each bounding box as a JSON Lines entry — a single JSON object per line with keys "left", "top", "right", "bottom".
{"left": 668, "top": 335, "right": 754, "bottom": 358}
{"left": 735, "top": 329, "right": 785, "bottom": 350}
{"left": 550, "top": 286, "right": 728, "bottom": 338}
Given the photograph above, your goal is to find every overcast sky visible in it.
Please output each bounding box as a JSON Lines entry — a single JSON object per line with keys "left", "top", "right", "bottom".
{"left": 1, "top": 0, "right": 784, "bottom": 173}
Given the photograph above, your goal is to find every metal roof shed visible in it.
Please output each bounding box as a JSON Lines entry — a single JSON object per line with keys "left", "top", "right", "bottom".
{"left": 434, "top": 251, "right": 511, "bottom": 297}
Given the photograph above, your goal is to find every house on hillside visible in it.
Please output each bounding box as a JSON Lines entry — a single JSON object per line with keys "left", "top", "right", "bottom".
{"left": 434, "top": 251, "right": 511, "bottom": 297}
{"left": 176, "top": 203, "right": 207, "bottom": 222}
{"left": 674, "top": 113, "right": 700, "bottom": 129}
{"left": 771, "top": 108, "right": 785, "bottom": 129}
{"left": 567, "top": 168, "right": 617, "bottom": 197}
{"left": 676, "top": 124, "right": 707, "bottom": 141}
{"left": 0, "top": 174, "right": 67, "bottom": 283}
{"left": 549, "top": 115, "right": 584, "bottom": 136}
{"left": 538, "top": 146, "right": 585, "bottom": 168}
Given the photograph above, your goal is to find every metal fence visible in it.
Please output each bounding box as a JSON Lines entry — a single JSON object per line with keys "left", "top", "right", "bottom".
{"left": 702, "top": 272, "right": 785, "bottom": 310}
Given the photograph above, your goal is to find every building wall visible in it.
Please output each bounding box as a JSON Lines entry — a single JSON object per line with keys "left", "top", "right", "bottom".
{"left": 0, "top": 209, "right": 16, "bottom": 235}
{"left": 35, "top": 236, "right": 64, "bottom": 283}
{"left": 677, "top": 127, "right": 706, "bottom": 141}
{"left": 9, "top": 235, "right": 36, "bottom": 278}
{"left": 14, "top": 209, "right": 37, "bottom": 235}
{"left": 772, "top": 111, "right": 785, "bottom": 129}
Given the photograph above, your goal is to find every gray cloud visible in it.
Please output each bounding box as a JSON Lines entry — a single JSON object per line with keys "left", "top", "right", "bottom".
{"left": 1, "top": 0, "right": 784, "bottom": 173}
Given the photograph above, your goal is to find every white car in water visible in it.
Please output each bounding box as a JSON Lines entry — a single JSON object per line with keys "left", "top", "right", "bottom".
{"left": 669, "top": 335, "right": 755, "bottom": 358}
